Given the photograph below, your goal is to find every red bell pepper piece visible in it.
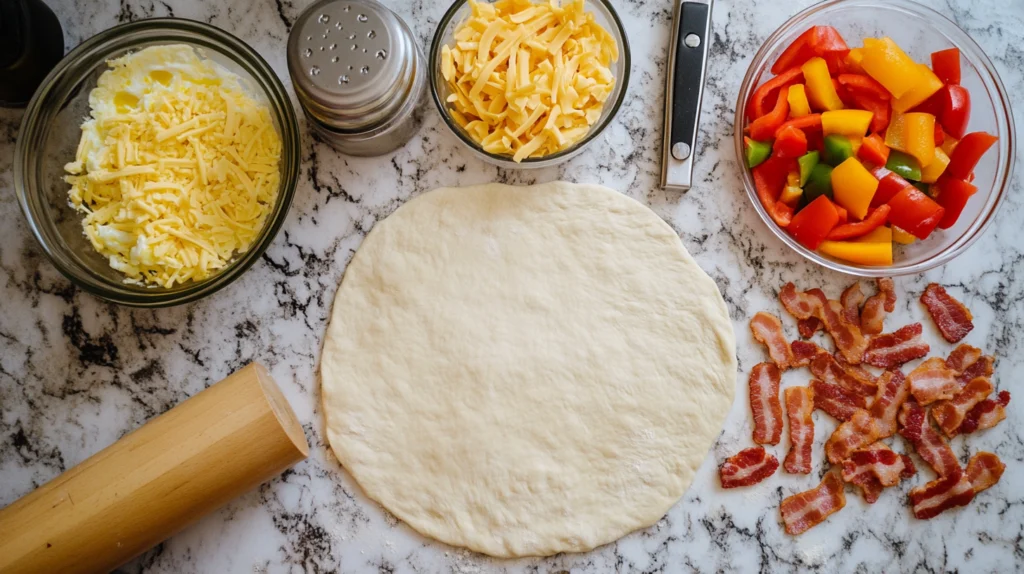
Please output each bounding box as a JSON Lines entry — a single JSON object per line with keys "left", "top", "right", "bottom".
{"left": 931, "top": 47, "right": 961, "bottom": 85}
{"left": 774, "top": 113, "right": 823, "bottom": 138}
{"left": 934, "top": 175, "right": 977, "bottom": 229}
{"left": 789, "top": 195, "right": 840, "bottom": 249}
{"left": 910, "top": 90, "right": 944, "bottom": 117}
{"left": 771, "top": 26, "right": 849, "bottom": 76}
{"left": 749, "top": 89, "right": 790, "bottom": 141}
{"left": 835, "top": 204, "right": 849, "bottom": 225}
{"left": 858, "top": 133, "right": 890, "bottom": 167}
{"left": 870, "top": 166, "right": 913, "bottom": 207}
{"left": 747, "top": 67, "right": 803, "bottom": 121}
{"left": 940, "top": 85, "right": 971, "bottom": 140}
{"left": 850, "top": 93, "right": 890, "bottom": 134}
{"left": 934, "top": 122, "right": 945, "bottom": 146}
{"left": 837, "top": 74, "right": 891, "bottom": 101}
{"left": 826, "top": 205, "right": 891, "bottom": 240}
{"left": 831, "top": 78, "right": 856, "bottom": 107}
{"left": 772, "top": 27, "right": 818, "bottom": 75}
{"left": 773, "top": 125, "right": 809, "bottom": 158}
{"left": 752, "top": 155, "right": 797, "bottom": 228}
{"left": 887, "top": 186, "right": 945, "bottom": 239}
{"left": 946, "top": 131, "right": 997, "bottom": 180}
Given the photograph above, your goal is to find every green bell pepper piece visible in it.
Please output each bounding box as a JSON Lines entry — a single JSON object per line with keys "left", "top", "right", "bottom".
{"left": 912, "top": 181, "right": 932, "bottom": 195}
{"left": 823, "top": 134, "right": 854, "bottom": 166}
{"left": 886, "top": 150, "right": 923, "bottom": 181}
{"left": 745, "top": 137, "right": 772, "bottom": 169}
{"left": 798, "top": 151, "right": 820, "bottom": 187}
{"left": 800, "top": 163, "right": 834, "bottom": 210}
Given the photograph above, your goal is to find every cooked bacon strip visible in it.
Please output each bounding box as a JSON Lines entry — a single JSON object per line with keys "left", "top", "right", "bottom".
{"left": 957, "top": 354, "right": 994, "bottom": 387}
{"left": 825, "top": 370, "right": 908, "bottom": 463}
{"left": 921, "top": 283, "right": 974, "bottom": 343}
{"left": 907, "top": 357, "right": 961, "bottom": 405}
{"left": 959, "top": 390, "right": 1011, "bottom": 435}
{"left": 751, "top": 312, "right": 797, "bottom": 369}
{"left": 840, "top": 443, "right": 914, "bottom": 503}
{"left": 945, "top": 343, "right": 982, "bottom": 373}
{"left": 797, "top": 317, "right": 822, "bottom": 338}
{"left": 811, "top": 379, "right": 868, "bottom": 421}
{"left": 860, "top": 278, "right": 896, "bottom": 336}
{"left": 931, "top": 377, "right": 994, "bottom": 437}
{"left": 780, "top": 472, "right": 846, "bottom": 535}
{"left": 841, "top": 283, "right": 865, "bottom": 324}
{"left": 910, "top": 470, "right": 975, "bottom": 519}
{"left": 720, "top": 446, "right": 780, "bottom": 488}
{"left": 780, "top": 283, "right": 867, "bottom": 364}
{"left": 810, "top": 353, "right": 877, "bottom": 397}
{"left": 791, "top": 340, "right": 825, "bottom": 367}
{"left": 784, "top": 386, "right": 815, "bottom": 474}
{"left": 966, "top": 452, "right": 1005, "bottom": 494}
{"left": 749, "top": 363, "right": 783, "bottom": 445}
{"left": 863, "top": 323, "right": 930, "bottom": 369}
{"left": 898, "top": 400, "right": 961, "bottom": 478}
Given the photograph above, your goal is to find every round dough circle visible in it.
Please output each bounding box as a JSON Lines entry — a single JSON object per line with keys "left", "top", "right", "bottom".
{"left": 321, "top": 182, "right": 736, "bottom": 557}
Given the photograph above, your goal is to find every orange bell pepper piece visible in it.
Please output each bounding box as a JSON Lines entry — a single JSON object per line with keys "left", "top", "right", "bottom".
{"left": 861, "top": 38, "right": 925, "bottom": 98}
{"left": 788, "top": 84, "right": 811, "bottom": 118}
{"left": 903, "top": 112, "right": 937, "bottom": 167}
{"left": 831, "top": 157, "right": 879, "bottom": 220}
{"left": 801, "top": 57, "right": 845, "bottom": 111}
{"left": 892, "top": 64, "right": 944, "bottom": 113}
{"left": 919, "top": 147, "right": 951, "bottom": 183}
{"left": 858, "top": 133, "right": 890, "bottom": 167}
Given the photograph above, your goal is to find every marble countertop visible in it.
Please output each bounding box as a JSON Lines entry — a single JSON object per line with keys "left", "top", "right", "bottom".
{"left": 2, "top": 0, "right": 1022, "bottom": 571}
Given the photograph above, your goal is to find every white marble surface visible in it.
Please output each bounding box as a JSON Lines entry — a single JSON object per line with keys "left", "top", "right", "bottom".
{"left": 1, "top": 0, "right": 1023, "bottom": 572}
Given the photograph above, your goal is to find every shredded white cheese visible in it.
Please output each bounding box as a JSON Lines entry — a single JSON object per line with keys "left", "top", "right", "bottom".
{"left": 64, "top": 45, "right": 282, "bottom": 288}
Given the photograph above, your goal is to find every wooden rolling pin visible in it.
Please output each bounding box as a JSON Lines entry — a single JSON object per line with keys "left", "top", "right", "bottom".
{"left": 0, "top": 362, "right": 309, "bottom": 574}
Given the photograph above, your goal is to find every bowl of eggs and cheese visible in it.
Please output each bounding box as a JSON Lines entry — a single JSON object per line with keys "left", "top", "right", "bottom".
{"left": 14, "top": 19, "right": 300, "bottom": 307}
{"left": 429, "top": 0, "right": 630, "bottom": 166}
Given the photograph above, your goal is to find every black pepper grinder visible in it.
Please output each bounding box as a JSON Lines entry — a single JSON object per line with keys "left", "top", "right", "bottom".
{"left": 0, "top": 0, "right": 64, "bottom": 108}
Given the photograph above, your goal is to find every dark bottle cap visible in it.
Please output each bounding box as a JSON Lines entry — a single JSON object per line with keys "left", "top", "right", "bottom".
{"left": 0, "top": 0, "right": 65, "bottom": 108}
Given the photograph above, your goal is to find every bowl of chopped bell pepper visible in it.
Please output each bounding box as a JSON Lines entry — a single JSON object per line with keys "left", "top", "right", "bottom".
{"left": 735, "top": 0, "right": 1015, "bottom": 275}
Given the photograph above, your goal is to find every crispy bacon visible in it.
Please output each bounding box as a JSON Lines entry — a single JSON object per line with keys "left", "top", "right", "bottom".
{"left": 966, "top": 452, "right": 1005, "bottom": 494}
{"left": 921, "top": 283, "right": 974, "bottom": 343}
{"left": 959, "top": 390, "right": 1011, "bottom": 435}
{"left": 840, "top": 443, "right": 914, "bottom": 503}
{"left": 749, "top": 363, "right": 783, "bottom": 445}
{"left": 780, "top": 283, "right": 868, "bottom": 364}
{"left": 825, "top": 371, "right": 908, "bottom": 463}
{"left": 859, "top": 278, "right": 897, "bottom": 336}
{"left": 784, "top": 386, "right": 815, "bottom": 474}
{"left": 957, "top": 355, "right": 994, "bottom": 387}
{"left": 841, "top": 283, "right": 865, "bottom": 324}
{"left": 898, "top": 400, "right": 961, "bottom": 478}
{"left": 780, "top": 472, "right": 846, "bottom": 535}
{"left": 810, "top": 353, "right": 877, "bottom": 397}
{"left": 791, "top": 340, "right": 825, "bottom": 366}
{"left": 945, "top": 343, "right": 982, "bottom": 373}
{"left": 811, "top": 379, "right": 868, "bottom": 421}
{"left": 798, "top": 317, "right": 822, "bottom": 338}
{"left": 751, "top": 312, "right": 797, "bottom": 369}
{"left": 863, "top": 323, "right": 930, "bottom": 369}
{"left": 910, "top": 470, "right": 975, "bottom": 519}
{"left": 931, "top": 377, "right": 994, "bottom": 437}
{"left": 907, "top": 357, "right": 961, "bottom": 405}
{"left": 720, "top": 446, "right": 780, "bottom": 488}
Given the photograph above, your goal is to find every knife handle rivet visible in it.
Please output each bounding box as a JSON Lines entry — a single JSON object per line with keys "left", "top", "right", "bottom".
{"left": 671, "top": 142, "right": 691, "bottom": 160}
{"left": 684, "top": 33, "right": 701, "bottom": 48}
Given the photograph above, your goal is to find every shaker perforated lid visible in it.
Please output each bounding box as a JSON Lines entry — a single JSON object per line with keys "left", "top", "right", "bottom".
{"left": 287, "top": 0, "right": 418, "bottom": 131}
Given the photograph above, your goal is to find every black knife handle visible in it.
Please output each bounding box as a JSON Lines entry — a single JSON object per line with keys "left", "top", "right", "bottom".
{"left": 670, "top": 2, "right": 711, "bottom": 160}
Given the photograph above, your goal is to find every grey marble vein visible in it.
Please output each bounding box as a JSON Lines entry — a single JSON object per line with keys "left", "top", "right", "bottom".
{"left": 1, "top": 0, "right": 1023, "bottom": 572}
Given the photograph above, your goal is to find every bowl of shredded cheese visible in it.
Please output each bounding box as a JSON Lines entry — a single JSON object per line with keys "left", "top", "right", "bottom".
{"left": 429, "top": 0, "right": 630, "bottom": 167}
{"left": 15, "top": 19, "right": 301, "bottom": 306}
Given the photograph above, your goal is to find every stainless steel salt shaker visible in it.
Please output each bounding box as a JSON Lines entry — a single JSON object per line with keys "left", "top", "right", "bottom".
{"left": 287, "top": 0, "right": 425, "bottom": 156}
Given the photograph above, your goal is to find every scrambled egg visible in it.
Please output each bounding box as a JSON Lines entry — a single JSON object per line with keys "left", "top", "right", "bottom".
{"left": 64, "top": 44, "right": 282, "bottom": 288}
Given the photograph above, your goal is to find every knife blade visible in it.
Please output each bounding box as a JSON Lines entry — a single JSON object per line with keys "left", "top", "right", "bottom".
{"left": 661, "top": 0, "right": 713, "bottom": 191}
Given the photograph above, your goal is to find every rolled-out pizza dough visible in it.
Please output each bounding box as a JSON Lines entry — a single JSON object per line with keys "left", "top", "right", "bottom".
{"left": 321, "top": 182, "right": 736, "bottom": 557}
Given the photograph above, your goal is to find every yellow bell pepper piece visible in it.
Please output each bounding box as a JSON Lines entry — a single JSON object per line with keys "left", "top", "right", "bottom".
{"left": 904, "top": 112, "right": 936, "bottom": 167}
{"left": 845, "top": 48, "right": 866, "bottom": 73}
{"left": 788, "top": 84, "right": 811, "bottom": 118}
{"left": 884, "top": 110, "right": 909, "bottom": 154}
{"left": 801, "top": 57, "right": 844, "bottom": 111}
{"left": 831, "top": 157, "right": 879, "bottom": 220}
{"left": 856, "top": 226, "right": 893, "bottom": 244}
{"left": 780, "top": 186, "right": 803, "bottom": 205}
{"left": 892, "top": 64, "right": 944, "bottom": 113}
{"left": 861, "top": 38, "right": 925, "bottom": 98}
{"left": 819, "top": 236, "right": 893, "bottom": 266}
{"left": 891, "top": 225, "right": 917, "bottom": 244}
{"left": 919, "top": 147, "right": 951, "bottom": 183}
{"left": 822, "top": 110, "right": 873, "bottom": 139}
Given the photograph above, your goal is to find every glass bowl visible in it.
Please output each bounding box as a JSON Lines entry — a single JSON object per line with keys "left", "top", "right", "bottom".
{"left": 428, "top": 0, "right": 630, "bottom": 169}
{"left": 735, "top": 0, "right": 1015, "bottom": 276}
{"left": 14, "top": 18, "right": 301, "bottom": 307}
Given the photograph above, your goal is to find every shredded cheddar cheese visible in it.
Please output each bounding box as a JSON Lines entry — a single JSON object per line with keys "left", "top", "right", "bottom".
{"left": 64, "top": 45, "right": 282, "bottom": 288}
{"left": 440, "top": 0, "right": 618, "bottom": 162}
